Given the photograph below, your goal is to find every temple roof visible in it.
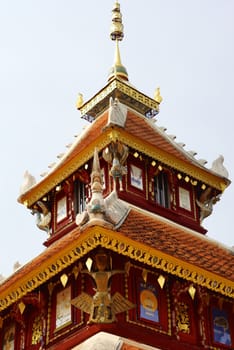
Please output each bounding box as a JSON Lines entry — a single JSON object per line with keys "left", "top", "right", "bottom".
{"left": 17, "top": 1, "right": 230, "bottom": 210}
{"left": 18, "top": 99, "right": 230, "bottom": 208}
{"left": 0, "top": 204, "right": 233, "bottom": 312}
{"left": 10, "top": 2, "right": 232, "bottom": 319}
{"left": 118, "top": 208, "right": 234, "bottom": 281}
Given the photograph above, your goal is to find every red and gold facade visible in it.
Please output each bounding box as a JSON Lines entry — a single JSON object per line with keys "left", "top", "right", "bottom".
{"left": 0, "top": 2, "right": 233, "bottom": 350}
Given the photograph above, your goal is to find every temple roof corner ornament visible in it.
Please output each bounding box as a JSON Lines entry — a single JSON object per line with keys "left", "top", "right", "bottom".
{"left": 211, "top": 155, "right": 229, "bottom": 179}
{"left": 0, "top": 274, "right": 5, "bottom": 284}
{"left": 19, "top": 170, "right": 36, "bottom": 195}
{"left": 76, "top": 92, "right": 84, "bottom": 109}
{"left": 154, "top": 87, "right": 163, "bottom": 104}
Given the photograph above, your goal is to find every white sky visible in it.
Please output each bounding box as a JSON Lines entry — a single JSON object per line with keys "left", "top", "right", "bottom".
{"left": 0, "top": 1, "right": 233, "bottom": 277}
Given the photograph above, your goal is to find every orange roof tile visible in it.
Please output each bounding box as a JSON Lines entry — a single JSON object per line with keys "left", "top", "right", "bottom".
{"left": 117, "top": 209, "right": 234, "bottom": 282}
{"left": 54, "top": 111, "right": 109, "bottom": 167}
{"left": 125, "top": 111, "right": 190, "bottom": 162}
{"left": 0, "top": 227, "right": 82, "bottom": 295}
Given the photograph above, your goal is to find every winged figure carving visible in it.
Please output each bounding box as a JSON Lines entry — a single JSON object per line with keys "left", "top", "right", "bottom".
{"left": 102, "top": 141, "right": 128, "bottom": 191}
{"left": 31, "top": 201, "right": 51, "bottom": 234}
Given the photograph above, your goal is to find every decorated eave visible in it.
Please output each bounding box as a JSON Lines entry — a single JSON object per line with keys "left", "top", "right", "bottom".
{"left": 0, "top": 208, "right": 233, "bottom": 312}
{"left": 4, "top": 147, "right": 234, "bottom": 309}
{"left": 79, "top": 76, "right": 160, "bottom": 122}
{"left": 17, "top": 99, "right": 230, "bottom": 208}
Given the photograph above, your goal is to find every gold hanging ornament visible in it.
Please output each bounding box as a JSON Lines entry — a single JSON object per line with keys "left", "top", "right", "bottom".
{"left": 85, "top": 257, "right": 93, "bottom": 272}
{"left": 157, "top": 275, "right": 166, "bottom": 289}
{"left": 142, "top": 269, "right": 148, "bottom": 283}
{"left": 60, "top": 273, "right": 68, "bottom": 288}
{"left": 18, "top": 301, "right": 26, "bottom": 314}
{"left": 188, "top": 285, "right": 196, "bottom": 300}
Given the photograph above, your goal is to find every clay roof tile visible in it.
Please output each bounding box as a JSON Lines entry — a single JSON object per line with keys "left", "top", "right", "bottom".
{"left": 117, "top": 209, "right": 234, "bottom": 282}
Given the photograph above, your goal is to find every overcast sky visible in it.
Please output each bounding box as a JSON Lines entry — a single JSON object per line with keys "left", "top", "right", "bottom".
{"left": 1, "top": 1, "right": 233, "bottom": 277}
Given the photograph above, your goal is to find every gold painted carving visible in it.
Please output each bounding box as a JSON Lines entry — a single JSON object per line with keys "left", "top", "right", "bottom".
{"left": 116, "top": 130, "right": 227, "bottom": 192}
{"left": 79, "top": 78, "right": 159, "bottom": 119}
{"left": 71, "top": 251, "right": 134, "bottom": 323}
{"left": 31, "top": 316, "right": 42, "bottom": 345}
{"left": 0, "top": 227, "right": 233, "bottom": 313}
{"left": 19, "top": 134, "right": 110, "bottom": 207}
{"left": 176, "top": 302, "right": 190, "bottom": 334}
{"left": 19, "top": 121, "right": 227, "bottom": 209}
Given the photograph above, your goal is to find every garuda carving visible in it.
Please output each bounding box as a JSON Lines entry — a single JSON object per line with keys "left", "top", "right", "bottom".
{"left": 31, "top": 201, "right": 51, "bottom": 234}
{"left": 196, "top": 187, "right": 220, "bottom": 223}
{"left": 102, "top": 140, "right": 128, "bottom": 191}
{"left": 71, "top": 251, "right": 134, "bottom": 324}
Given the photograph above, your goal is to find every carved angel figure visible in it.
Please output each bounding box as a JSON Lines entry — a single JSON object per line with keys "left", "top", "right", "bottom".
{"left": 71, "top": 252, "right": 134, "bottom": 324}
{"left": 196, "top": 187, "right": 220, "bottom": 223}
{"left": 103, "top": 141, "right": 128, "bottom": 191}
{"left": 31, "top": 201, "right": 51, "bottom": 234}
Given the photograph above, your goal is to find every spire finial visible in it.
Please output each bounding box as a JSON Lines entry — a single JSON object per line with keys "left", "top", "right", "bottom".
{"left": 114, "top": 39, "right": 122, "bottom": 66}
{"left": 110, "top": 1, "right": 124, "bottom": 41}
{"left": 108, "top": 2, "right": 128, "bottom": 81}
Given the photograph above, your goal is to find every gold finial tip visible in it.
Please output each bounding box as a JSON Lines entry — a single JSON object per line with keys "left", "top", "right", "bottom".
{"left": 76, "top": 93, "right": 84, "bottom": 109}
{"left": 110, "top": 1, "right": 124, "bottom": 41}
{"left": 154, "top": 87, "right": 163, "bottom": 104}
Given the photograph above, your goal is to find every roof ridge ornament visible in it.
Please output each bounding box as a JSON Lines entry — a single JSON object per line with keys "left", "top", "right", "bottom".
{"left": 108, "top": 1, "right": 128, "bottom": 81}
{"left": 211, "top": 155, "right": 229, "bottom": 179}
{"left": 76, "top": 148, "right": 130, "bottom": 230}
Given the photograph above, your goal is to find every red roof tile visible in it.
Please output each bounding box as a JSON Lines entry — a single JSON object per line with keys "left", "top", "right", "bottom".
{"left": 125, "top": 111, "right": 190, "bottom": 162}
{"left": 117, "top": 209, "right": 234, "bottom": 281}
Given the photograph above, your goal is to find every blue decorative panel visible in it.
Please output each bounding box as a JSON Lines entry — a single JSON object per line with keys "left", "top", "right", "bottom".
{"left": 212, "top": 308, "right": 232, "bottom": 346}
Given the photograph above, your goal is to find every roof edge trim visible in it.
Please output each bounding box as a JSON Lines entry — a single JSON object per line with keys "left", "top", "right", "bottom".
{"left": 0, "top": 226, "right": 233, "bottom": 312}
{"left": 116, "top": 128, "right": 229, "bottom": 192}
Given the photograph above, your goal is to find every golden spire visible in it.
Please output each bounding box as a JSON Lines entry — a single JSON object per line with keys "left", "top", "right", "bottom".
{"left": 114, "top": 39, "right": 122, "bottom": 66}
{"left": 108, "top": 2, "right": 128, "bottom": 81}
